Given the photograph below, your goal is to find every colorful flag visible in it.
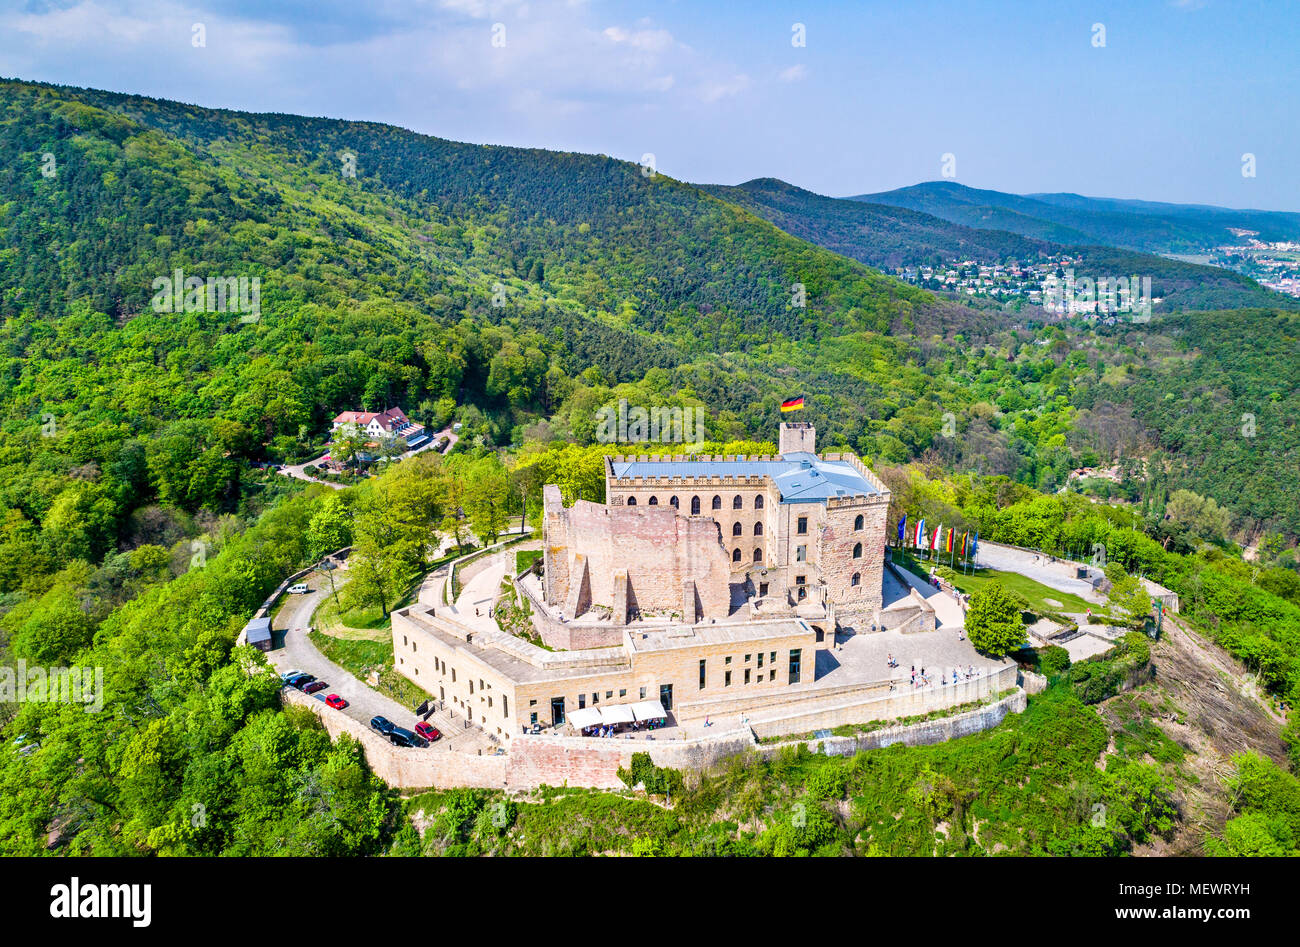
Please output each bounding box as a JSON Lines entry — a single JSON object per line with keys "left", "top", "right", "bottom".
{"left": 896, "top": 513, "right": 907, "bottom": 545}
{"left": 960, "top": 532, "right": 968, "bottom": 556}
{"left": 780, "top": 396, "right": 805, "bottom": 412}
{"left": 914, "top": 518, "right": 925, "bottom": 548}
{"left": 946, "top": 528, "right": 954, "bottom": 553}
{"left": 931, "top": 524, "right": 942, "bottom": 551}
{"left": 971, "top": 532, "right": 978, "bottom": 559}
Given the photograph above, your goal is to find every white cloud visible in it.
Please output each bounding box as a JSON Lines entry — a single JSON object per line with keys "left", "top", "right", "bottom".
{"left": 698, "top": 73, "right": 749, "bottom": 103}
{"left": 778, "top": 64, "right": 807, "bottom": 82}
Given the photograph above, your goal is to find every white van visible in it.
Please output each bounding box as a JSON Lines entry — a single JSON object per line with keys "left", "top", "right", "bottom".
{"left": 288, "top": 583, "right": 310, "bottom": 595}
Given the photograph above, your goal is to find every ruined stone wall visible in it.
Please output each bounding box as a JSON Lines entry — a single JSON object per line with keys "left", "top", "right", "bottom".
{"left": 543, "top": 492, "right": 732, "bottom": 620}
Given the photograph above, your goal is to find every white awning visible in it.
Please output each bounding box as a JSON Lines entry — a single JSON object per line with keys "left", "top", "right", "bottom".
{"left": 601, "top": 704, "right": 636, "bottom": 725}
{"left": 568, "top": 707, "right": 603, "bottom": 729}
{"left": 630, "top": 700, "right": 667, "bottom": 722}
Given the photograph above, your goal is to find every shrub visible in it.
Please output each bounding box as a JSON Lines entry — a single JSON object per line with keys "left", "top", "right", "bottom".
{"left": 966, "top": 584, "right": 1028, "bottom": 656}
{"left": 618, "top": 752, "right": 684, "bottom": 797}
{"left": 1040, "top": 645, "right": 1072, "bottom": 676}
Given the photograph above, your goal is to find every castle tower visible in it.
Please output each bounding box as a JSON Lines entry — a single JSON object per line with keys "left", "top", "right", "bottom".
{"left": 779, "top": 421, "right": 816, "bottom": 456}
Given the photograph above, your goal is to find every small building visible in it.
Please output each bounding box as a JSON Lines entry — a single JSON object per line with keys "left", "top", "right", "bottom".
{"left": 243, "top": 616, "right": 273, "bottom": 652}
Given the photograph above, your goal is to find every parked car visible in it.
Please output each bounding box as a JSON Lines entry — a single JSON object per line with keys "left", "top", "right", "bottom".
{"left": 414, "top": 722, "right": 441, "bottom": 742}
{"left": 301, "top": 680, "right": 328, "bottom": 694}
{"left": 388, "top": 726, "right": 427, "bottom": 748}
{"left": 288, "top": 583, "right": 309, "bottom": 594}
{"left": 284, "top": 673, "right": 315, "bottom": 689}
{"left": 325, "top": 694, "right": 348, "bottom": 710}
{"left": 369, "top": 716, "right": 395, "bottom": 735}
{"left": 280, "top": 669, "right": 306, "bottom": 683}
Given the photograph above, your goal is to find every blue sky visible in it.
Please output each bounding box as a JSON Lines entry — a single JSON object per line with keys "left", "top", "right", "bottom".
{"left": 2, "top": 0, "right": 1296, "bottom": 209}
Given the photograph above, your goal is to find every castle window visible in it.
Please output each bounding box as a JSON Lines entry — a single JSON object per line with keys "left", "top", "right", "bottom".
{"left": 854, "top": 514, "right": 864, "bottom": 531}
{"left": 733, "top": 548, "right": 742, "bottom": 562}
{"left": 754, "top": 522, "right": 763, "bottom": 535}
{"left": 797, "top": 516, "right": 808, "bottom": 535}
{"left": 712, "top": 495, "right": 722, "bottom": 510}
{"left": 796, "top": 545, "right": 807, "bottom": 562}
{"left": 853, "top": 542, "right": 863, "bottom": 559}
{"left": 732, "top": 522, "right": 742, "bottom": 536}
{"left": 753, "top": 548, "right": 763, "bottom": 562}
{"left": 648, "top": 496, "right": 658, "bottom": 506}
{"left": 851, "top": 572, "right": 861, "bottom": 586}
{"left": 669, "top": 495, "right": 678, "bottom": 508}
{"left": 755, "top": 495, "right": 764, "bottom": 509}
{"left": 733, "top": 495, "right": 743, "bottom": 509}
{"left": 691, "top": 496, "right": 700, "bottom": 514}
{"left": 627, "top": 496, "right": 636, "bottom": 506}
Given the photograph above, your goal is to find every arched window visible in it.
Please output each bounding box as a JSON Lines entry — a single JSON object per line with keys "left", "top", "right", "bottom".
{"left": 854, "top": 514, "right": 864, "bottom": 531}
{"left": 851, "top": 572, "right": 861, "bottom": 587}
{"left": 669, "top": 495, "right": 678, "bottom": 509}
{"left": 732, "top": 495, "right": 743, "bottom": 509}
{"left": 754, "top": 522, "right": 763, "bottom": 536}
{"left": 755, "top": 495, "right": 764, "bottom": 509}
{"left": 753, "top": 548, "right": 763, "bottom": 562}
{"left": 712, "top": 495, "right": 722, "bottom": 510}
{"left": 853, "top": 542, "right": 863, "bottom": 559}
{"left": 732, "top": 522, "right": 742, "bottom": 536}
{"left": 690, "top": 496, "right": 700, "bottom": 515}
{"left": 732, "top": 548, "right": 742, "bottom": 562}
{"left": 648, "top": 496, "right": 658, "bottom": 506}
{"left": 627, "top": 496, "right": 637, "bottom": 506}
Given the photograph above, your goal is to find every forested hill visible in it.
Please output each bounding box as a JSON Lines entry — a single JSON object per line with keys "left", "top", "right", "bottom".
{"left": 853, "top": 180, "right": 1300, "bottom": 255}
{"left": 8, "top": 79, "right": 933, "bottom": 352}
{"left": 1, "top": 77, "right": 1297, "bottom": 551}
{"left": 708, "top": 178, "right": 1295, "bottom": 314}
{"left": 701, "top": 177, "right": 1051, "bottom": 268}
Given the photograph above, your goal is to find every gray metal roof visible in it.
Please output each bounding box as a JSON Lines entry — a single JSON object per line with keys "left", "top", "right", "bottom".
{"left": 609, "top": 452, "right": 879, "bottom": 504}
{"left": 244, "top": 616, "right": 273, "bottom": 643}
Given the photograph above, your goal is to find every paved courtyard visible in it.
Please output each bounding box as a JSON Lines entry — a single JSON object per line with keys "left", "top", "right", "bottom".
{"left": 973, "top": 541, "right": 1107, "bottom": 605}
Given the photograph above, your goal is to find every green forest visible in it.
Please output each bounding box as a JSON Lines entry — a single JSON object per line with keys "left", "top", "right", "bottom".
{"left": 1, "top": 78, "right": 1298, "bottom": 856}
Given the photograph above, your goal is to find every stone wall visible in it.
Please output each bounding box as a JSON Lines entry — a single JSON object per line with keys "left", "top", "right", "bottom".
{"left": 543, "top": 485, "right": 732, "bottom": 621}
{"left": 763, "top": 688, "right": 1027, "bottom": 758}
{"left": 745, "top": 663, "right": 1021, "bottom": 740}
{"left": 819, "top": 493, "right": 889, "bottom": 624}
{"left": 284, "top": 687, "right": 751, "bottom": 790}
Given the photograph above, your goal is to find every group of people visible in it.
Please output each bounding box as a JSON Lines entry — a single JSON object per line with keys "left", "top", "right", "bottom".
{"left": 906, "top": 663, "right": 978, "bottom": 688}
{"left": 580, "top": 718, "right": 664, "bottom": 739}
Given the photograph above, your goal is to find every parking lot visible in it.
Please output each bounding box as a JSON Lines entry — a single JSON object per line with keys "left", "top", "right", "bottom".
{"left": 266, "top": 577, "right": 497, "bottom": 755}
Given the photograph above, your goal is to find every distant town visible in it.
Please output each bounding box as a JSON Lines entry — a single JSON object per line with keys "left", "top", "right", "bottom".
{"left": 1209, "top": 231, "right": 1300, "bottom": 298}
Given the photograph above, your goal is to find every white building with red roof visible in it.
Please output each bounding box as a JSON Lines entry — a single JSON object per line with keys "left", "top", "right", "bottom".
{"left": 330, "top": 407, "right": 429, "bottom": 454}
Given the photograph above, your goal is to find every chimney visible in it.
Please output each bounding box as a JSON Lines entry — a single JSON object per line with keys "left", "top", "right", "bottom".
{"left": 779, "top": 422, "right": 816, "bottom": 456}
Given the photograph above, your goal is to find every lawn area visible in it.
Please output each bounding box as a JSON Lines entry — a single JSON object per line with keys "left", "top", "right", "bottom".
{"left": 899, "top": 552, "right": 1092, "bottom": 614}
{"left": 307, "top": 629, "right": 433, "bottom": 709}
{"left": 516, "top": 549, "right": 542, "bottom": 574}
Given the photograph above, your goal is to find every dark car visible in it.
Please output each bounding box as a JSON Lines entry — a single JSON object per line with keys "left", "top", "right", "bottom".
{"left": 369, "top": 716, "right": 395, "bottom": 735}
{"left": 301, "top": 680, "right": 328, "bottom": 694}
{"left": 414, "top": 722, "right": 441, "bottom": 742}
{"left": 285, "top": 673, "right": 315, "bottom": 689}
{"left": 388, "top": 726, "right": 428, "bottom": 748}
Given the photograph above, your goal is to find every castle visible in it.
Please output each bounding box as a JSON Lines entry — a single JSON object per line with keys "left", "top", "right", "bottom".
{"left": 543, "top": 422, "right": 891, "bottom": 635}
{"left": 387, "top": 422, "right": 910, "bottom": 742}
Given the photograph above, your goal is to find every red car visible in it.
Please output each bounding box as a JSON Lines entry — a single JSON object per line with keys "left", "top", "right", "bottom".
{"left": 414, "top": 722, "right": 441, "bottom": 742}
{"left": 325, "top": 694, "right": 348, "bottom": 710}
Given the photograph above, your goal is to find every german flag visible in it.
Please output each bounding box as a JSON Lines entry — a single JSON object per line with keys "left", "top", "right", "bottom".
{"left": 780, "top": 395, "right": 805, "bottom": 412}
